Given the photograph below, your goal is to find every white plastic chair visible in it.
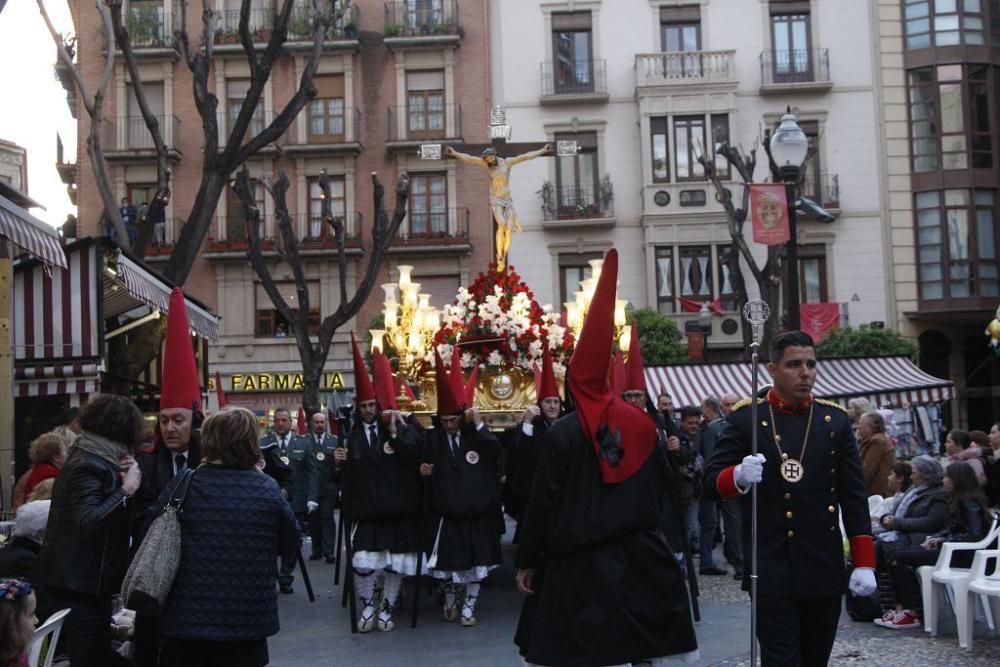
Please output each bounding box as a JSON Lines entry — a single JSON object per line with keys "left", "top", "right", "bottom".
{"left": 918, "top": 513, "right": 1000, "bottom": 635}
{"left": 954, "top": 549, "right": 1000, "bottom": 650}
{"left": 27, "top": 608, "right": 70, "bottom": 667}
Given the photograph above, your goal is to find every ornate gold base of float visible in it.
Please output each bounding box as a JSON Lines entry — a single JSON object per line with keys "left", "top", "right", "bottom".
{"left": 398, "top": 365, "right": 564, "bottom": 431}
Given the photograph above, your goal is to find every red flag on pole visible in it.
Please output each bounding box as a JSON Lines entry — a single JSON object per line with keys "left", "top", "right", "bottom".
{"left": 800, "top": 303, "right": 841, "bottom": 343}
{"left": 750, "top": 184, "right": 791, "bottom": 246}
{"left": 214, "top": 371, "right": 228, "bottom": 408}
{"left": 296, "top": 406, "right": 307, "bottom": 435}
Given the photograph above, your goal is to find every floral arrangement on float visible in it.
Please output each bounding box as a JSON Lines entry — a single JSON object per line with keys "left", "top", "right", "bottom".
{"left": 429, "top": 263, "right": 573, "bottom": 374}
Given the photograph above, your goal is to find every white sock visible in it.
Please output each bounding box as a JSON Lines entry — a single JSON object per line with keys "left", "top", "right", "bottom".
{"left": 382, "top": 571, "right": 403, "bottom": 607}
{"left": 354, "top": 569, "right": 376, "bottom": 604}
{"left": 463, "top": 582, "right": 481, "bottom": 617}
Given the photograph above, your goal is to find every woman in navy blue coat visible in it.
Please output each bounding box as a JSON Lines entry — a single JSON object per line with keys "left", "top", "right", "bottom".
{"left": 157, "top": 406, "right": 300, "bottom": 667}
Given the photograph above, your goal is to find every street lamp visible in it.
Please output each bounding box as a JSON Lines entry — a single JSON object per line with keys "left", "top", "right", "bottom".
{"left": 769, "top": 111, "right": 809, "bottom": 331}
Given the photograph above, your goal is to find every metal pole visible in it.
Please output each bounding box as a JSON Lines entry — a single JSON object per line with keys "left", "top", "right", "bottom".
{"left": 743, "top": 300, "right": 770, "bottom": 667}
{"left": 785, "top": 181, "right": 801, "bottom": 331}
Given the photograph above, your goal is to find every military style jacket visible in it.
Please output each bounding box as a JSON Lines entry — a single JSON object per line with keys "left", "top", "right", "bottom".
{"left": 260, "top": 432, "right": 317, "bottom": 512}
{"left": 704, "top": 395, "right": 871, "bottom": 599}
{"left": 305, "top": 432, "right": 339, "bottom": 498}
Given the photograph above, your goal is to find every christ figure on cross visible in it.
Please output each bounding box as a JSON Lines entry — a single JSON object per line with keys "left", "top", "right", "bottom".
{"left": 445, "top": 143, "right": 553, "bottom": 272}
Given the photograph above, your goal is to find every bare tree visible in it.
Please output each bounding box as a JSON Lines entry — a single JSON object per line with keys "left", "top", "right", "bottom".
{"left": 697, "top": 144, "right": 783, "bottom": 355}
{"left": 37, "top": 0, "right": 140, "bottom": 249}
{"left": 235, "top": 168, "right": 410, "bottom": 415}
{"left": 165, "top": 0, "right": 352, "bottom": 285}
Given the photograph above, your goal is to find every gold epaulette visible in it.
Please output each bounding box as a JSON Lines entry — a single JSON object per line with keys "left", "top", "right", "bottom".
{"left": 730, "top": 397, "right": 762, "bottom": 412}
{"left": 815, "top": 398, "right": 848, "bottom": 413}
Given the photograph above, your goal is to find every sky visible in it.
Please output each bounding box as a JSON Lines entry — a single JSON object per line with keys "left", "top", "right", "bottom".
{"left": 0, "top": 0, "right": 78, "bottom": 228}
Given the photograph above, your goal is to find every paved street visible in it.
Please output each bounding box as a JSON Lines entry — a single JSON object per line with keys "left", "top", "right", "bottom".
{"left": 269, "top": 521, "right": 1000, "bottom": 666}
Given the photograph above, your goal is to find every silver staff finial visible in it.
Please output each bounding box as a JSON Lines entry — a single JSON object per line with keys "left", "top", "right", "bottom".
{"left": 743, "top": 300, "right": 770, "bottom": 347}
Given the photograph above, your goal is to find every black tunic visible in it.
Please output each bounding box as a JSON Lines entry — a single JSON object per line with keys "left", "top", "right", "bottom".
{"left": 514, "top": 413, "right": 697, "bottom": 667}
{"left": 505, "top": 417, "right": 554, "bottom": 520}
{"left": 703, "top": 397, "right": 871, "bottom": 599}
{"left": 344, "top": 421, "right": 421, "bottom": 555}
{"left": 423, "top": 424, "right": 503, "bottom": 572}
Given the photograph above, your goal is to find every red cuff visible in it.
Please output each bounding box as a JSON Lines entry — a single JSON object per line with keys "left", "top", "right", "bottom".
{"left": 850, "top": 535, "right": 875, "bottom": 569}
{"left": 715, "top": 465, "right": 740, "bottom": 501}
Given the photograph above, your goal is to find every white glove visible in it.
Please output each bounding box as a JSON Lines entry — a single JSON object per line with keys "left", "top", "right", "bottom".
{"left": 849, "top": 567, "right": 877, "bottom": 597}
{"left": 734, "top": 453, "right": 766, "bottom": 489}
{"left": 306, "top": 501, "right": 319, "bottom": 513}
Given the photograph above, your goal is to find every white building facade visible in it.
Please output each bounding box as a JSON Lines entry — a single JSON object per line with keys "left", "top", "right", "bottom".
{"left": 493, "top": 0, "right": 890, "bottom": 357}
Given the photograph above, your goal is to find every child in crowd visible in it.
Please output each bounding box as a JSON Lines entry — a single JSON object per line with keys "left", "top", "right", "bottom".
{"left": 0, "top": 578, "right": 39, "bottom": 667}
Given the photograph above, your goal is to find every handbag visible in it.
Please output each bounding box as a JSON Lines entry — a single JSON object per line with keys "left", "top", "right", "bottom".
{"left": 121, "top": 468, "right": 195, "bottom": 609}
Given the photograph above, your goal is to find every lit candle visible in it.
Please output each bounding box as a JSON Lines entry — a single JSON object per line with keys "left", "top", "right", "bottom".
{"left": 418, "top": 293, "right": 431, "bottom": 310}
{"left": 381, "top": 282, "right": 398, "bottom": 305}
{"left": 408, "top": 330, "right": 422, "bottom": 353}
{"left": 565, "top": 302, "right": 579, "bottom": 330}
{"left": 370, "top": 329, "right": 386, "bottom": 354}
{"left": 589, "top": 258, "right": 604, "bottom": 283}
{"left": 619, "top": 325, "right": 632, "bottom": 352}
{"left": 384, "top": 303, "right": 398, "bottom": 330}
{"left": 614, "top": 300, "right": 628, "bottom": 328}
{"left": 426, "top": 308, "right": 441, "bottom": 331}
{"left": 397, "top": 264, "right": 413, "bottom": 289}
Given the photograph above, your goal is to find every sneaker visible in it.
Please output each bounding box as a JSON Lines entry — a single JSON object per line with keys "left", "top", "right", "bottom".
{"left": 873, "top": 610, "right": 900, "bottom": 627}
{"left": 377, "top": 599, "right": 395, "bottom": 632}
{"left": 358, "top": 598, "right": 376, "bottom": 633}
{"left": 882, "top": 611, "right": 921, "bottom": 629}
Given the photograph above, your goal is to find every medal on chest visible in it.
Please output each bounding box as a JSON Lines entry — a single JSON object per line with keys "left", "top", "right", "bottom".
{"left": 316, "top": 451, "right": 326, "bottom": 462}
{"left": 768, "top": 402, "right": 814, "bottom": 484}
{"left": 465, "top": 450, "right": 480, "bottom": 465}
{"left": 280, "top": 456, "right": 290, "bottom": 465}
{"left": 383, "top": 442, "right": 395, "bottom": 455}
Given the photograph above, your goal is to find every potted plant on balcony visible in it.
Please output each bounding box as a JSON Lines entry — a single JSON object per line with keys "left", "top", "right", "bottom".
{"left": 385, "top": 23, "right": 402, "bottom": 37}
{"left": 290, "top": 10, "right": 311, "bottom": 40}
{"left": 537, "top": 180, "right": 555, "bottom": 219}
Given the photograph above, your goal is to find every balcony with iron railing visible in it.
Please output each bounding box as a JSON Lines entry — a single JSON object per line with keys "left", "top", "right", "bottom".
{"left": 217, "top": 109, "right": 280, "bottom": 150}
{"left": 125, "top": 3, "right": 177, "bottom": 50}
{"left": 635, "top": 50, "right": 737, "bottom": 89}
{"left": 391, "top": 207, "right": 470, "bottom": 253}
{"left": 386, "top": 103, "right": 462, "bottom": 148}
{"left": 142, "top": 217, "right": 185, "bottom": 259}
{"left": 801, "top": 172, "right": 840, "bottom": 212}
{"left": 213, "top": 7, "right": 273, "bottom": 46}
{"left": 383, "top": 0, "right": 461, "bottom": 47}
{"left": 539, "top": 180, "right": 615, "bottom": 228}
{"left": 759, "top": 48, "right": 831, "bottom": 92}
{"left": 540, "top": 59, "right": 608, "bottom": 103}
{"left": 285, "top": 107, "right": 362, "bottom": 154}
{"left": 102, "top": 115, "right": 182, "bottom": 160}
{"left": 205, "top": 213, "right": 363, "bottom": 255}
{"left": 286, "top": 2, "right": 360, "bottom": 45}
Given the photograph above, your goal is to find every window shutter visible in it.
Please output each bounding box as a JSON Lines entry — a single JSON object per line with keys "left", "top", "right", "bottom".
{"left": 660, "top": 5, "right": 701, "bottom": 23}
{"left": 551, "top": 12, "right": 592, "bottom": 31}
{"left": 406, "top": 70, "right": 445, "bottom": 91}
{"left": 769, "top": 0, "right": 811, "bottom": 13}
{"left": 227, "top": 79, "right": 251, "bottom": 99}
{"left": 314, "top": 74, "right": 345, "bottom": 98}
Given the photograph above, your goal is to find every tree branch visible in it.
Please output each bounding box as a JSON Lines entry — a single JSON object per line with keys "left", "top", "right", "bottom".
{"left": 317, "top": 169, "right": 349, "bottom": 306}
{"left": 238, "top": 168, "right": 294, "bottom": 324}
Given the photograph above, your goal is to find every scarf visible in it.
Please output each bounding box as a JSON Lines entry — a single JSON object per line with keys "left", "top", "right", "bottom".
{"left": 71, "top": 431, "right": 128, "bottom": 469}
{"left": 893, "top": 483, "right": 925, "bottom": 519}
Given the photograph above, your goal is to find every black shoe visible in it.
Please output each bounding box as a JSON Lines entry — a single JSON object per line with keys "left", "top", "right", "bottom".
{"left": 279, "top": 585, "right": 294, "bottom": 594}
{"left": 699, "top": 566, "right": 728, "bottom": 576}
{"left": 325, "top": 555, "right": 337, "bottom": 564}
{"left": 733, "top": 571, "right": 744, "bottom": 580}
{"left": 309, "top": 553, "right": 322, "bottom": 561}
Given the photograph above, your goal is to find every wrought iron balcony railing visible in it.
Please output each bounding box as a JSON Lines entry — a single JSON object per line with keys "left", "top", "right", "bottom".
{"left": 103, "top": 115, "right": 181, "bottom": 152}
{"left": 760, "top": 48, "right": 830, "bottom": 86}
{"left": 126, "top": 4, "right": 176, "bottom": 48}
{"left": 541, "top": 184, "right": 614, "bottom": 221}
{"left": 287, "top": 2, "right": 360, "bottom": 41}
{"left": 395, "top": 207, "right": 469, "bottom": 245}
{"left": 541, "top": 59, "right": 607, "bottom": 96}
{"left": 384, "top": 0, "right": 460, "bottom": 38}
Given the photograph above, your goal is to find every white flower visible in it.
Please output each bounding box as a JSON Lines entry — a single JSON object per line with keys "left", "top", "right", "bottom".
{"left": 436, "top": 343, "right": 453, "bottom": 366}
{"left": 461, "top": 352, "right": 476, "bottom": 369}
{"left": 486, "top": 350, "right": 503, "bottom": 366}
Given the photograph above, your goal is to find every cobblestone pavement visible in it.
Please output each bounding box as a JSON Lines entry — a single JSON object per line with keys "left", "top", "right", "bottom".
{"left": 696, "top": 564, "right": 1000, "bottom": 667}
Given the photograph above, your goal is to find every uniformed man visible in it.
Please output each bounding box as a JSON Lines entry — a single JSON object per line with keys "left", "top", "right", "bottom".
{"left": 308, "top": 412, "right": 338, "bottom": 562}
{"left": 514, "top": 249, "right": 698, "bottom": 666}
{"left": 259, "top": 407, "right": 297, "bottom": 593}
{"left": 420, "top": 349, "right": 502, "bottom": 627}
{"left": 335, "top": 337, "right": 421, "bottom": 633}
{"left": 280, "top": 412, "right": 319, "bottom": 589}
{"left": 704, "top": 330, "right": 877, "bottom": 666}
{"left": 504, "top": 346, "right": 563, "bottom": 540}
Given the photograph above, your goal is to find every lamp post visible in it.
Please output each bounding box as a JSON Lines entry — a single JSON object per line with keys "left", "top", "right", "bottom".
{"left": 769, "top": 111, "right": 809, "bottom": 331}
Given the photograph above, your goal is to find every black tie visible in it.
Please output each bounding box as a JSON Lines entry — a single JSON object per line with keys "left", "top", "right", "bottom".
{"left": 369, "top": 425, "right": 378, "bottom": 449}
{"left": 175, "top": 454, "right": 187, "bottom": 473}
{"left": 450, "top": 434, "right": 459, "bottom": 456}
{"left": 279, "top": 436, "right": 287, "bottom": 455}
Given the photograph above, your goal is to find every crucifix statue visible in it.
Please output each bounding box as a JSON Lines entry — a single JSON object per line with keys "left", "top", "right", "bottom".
{"left": 421, "top": 106, "right": 569, "bottom": 273}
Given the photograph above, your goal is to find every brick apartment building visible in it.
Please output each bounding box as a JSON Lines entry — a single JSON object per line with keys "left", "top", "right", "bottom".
{"left": 62, "top": 0, "right": 494, "bottom": 415}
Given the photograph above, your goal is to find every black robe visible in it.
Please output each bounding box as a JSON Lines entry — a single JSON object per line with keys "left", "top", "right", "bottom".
{"left": 423, "top": 424, "right": 503, "bottom": 572}
{"left": 514, "top": 413, "right": 697, "bottom": 667}
{"left": 344, "top": 420, "right": 421, "bottom": 555}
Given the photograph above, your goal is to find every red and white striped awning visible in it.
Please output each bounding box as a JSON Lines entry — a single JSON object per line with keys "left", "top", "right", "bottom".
{"left": 645, "top": 356, "right": 954, "bottom": 408}
{"left": 15, "top": 362, "right": 102, "bottom": 398}
{"left": 0, "top": 194, "right": 67, "bottom": 269}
